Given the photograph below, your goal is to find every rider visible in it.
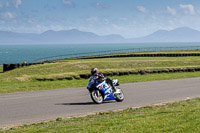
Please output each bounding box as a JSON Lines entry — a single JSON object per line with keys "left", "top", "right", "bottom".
{"left": 87, "top": 68, "right": 117, "bottom": 93}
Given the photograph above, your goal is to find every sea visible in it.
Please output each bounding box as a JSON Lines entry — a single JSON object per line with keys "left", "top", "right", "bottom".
{"left": 1, "top": 42, "right": 200, "bottom": 65}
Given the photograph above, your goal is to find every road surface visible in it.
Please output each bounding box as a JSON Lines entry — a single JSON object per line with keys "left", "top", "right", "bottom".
{"left": 1, "top": 77, "right": 200, "bottom": 128}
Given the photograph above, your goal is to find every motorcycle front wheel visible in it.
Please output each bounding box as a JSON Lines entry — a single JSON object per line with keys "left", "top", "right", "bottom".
{"left": 115, "top": 87, "right": 124, "bottom": 102}
{"left": 90, "top": 90, "right": 103, "bottom": 104}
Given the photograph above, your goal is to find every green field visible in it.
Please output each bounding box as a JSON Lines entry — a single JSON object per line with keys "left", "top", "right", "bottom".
{"left": 2, "top": 50, "right": 200, "bottom": 82}
{"left": 1, "top": 56, "right": 200, "bottom": 82}
{"left": 0, "top": 51, "right": 200, "bottom": 94}
{"left": 2, "top": 98, "right": 200, "bottom": 132}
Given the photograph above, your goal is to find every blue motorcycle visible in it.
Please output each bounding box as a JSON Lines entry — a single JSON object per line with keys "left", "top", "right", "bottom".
{"left": 87, "top": 78, "right": 124, "bottom": 104}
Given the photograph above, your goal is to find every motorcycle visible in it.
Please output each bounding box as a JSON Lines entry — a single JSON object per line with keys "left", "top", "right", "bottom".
{"left": 87, "top": 78, "right": 124, "bottom": 104}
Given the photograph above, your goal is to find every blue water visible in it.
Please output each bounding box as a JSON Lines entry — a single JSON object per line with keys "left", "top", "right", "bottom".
{"left": 0, "top": 43, "right": 200, "bottom": 65}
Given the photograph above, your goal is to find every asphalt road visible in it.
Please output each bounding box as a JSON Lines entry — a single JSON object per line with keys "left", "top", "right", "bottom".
{"left": 1, "top": 77, "right": 200, "bottom": 128}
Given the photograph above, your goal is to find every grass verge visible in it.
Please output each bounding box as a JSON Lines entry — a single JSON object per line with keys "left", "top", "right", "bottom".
{"left": 1, "top": 71, "right": 200, "bottom": 94}
{"left": 0, "top": 65, "right": 3, "bottom": 73}
{"left": 58, "top": 50, "right": 200, "bottom": 61}
{"left": 1, "top": 97, "right": 200, "bottom": 132}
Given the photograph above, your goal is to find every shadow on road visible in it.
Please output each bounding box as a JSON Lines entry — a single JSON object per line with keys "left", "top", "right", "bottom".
{"left": 55, "top": 101, "right": 116, "bottom": 106}
{"left": 55, "top": 102, "right": 94, "bottom": 106}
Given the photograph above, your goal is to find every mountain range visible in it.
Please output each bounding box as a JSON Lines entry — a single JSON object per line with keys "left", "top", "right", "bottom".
{"left": 0, "top": 27, "right": 200, "bottom": 44}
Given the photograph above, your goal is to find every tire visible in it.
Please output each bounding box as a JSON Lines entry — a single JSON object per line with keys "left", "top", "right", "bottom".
{"left": 90, "top": 90, "right": 104, "bottom": 104}
{"left": 115, "top": 87, "right": 124, "bottom": 102}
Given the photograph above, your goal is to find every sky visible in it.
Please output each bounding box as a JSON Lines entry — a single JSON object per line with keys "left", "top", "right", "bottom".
{"left": 0, "top": 0, "right": 200, "bottom": 38}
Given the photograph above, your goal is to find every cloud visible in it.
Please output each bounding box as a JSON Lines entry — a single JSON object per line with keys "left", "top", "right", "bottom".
{"left": 151, "top": 15, "right": 156, "bottom": 19}
{"left": 27, "top": 19, "right": 35, "bottom": 24}
{"left": 6, "top": 0, "right": 22, "bottom": 8}
{"left": 180, "top": 4, "right": 195, "bottom": 15}
{"left": 0, "top": 12, "right": 16, "bottom": 20}
{"left": 120, "top": 17, "right": 128, "bottom": 21}
{"left": 92, "top": 2, "right": 107, "bottom": 9}
{"left": 62, "top": 0, "right": 75, "bottom": 8}
{"left": 136, "top": 6, "right": 148, "bottom": 13}
{"left": 47, "top": 16, "right": 64, "bottom": 22}
{"left": 167, "top": 6, "right": 176, "bottom": 16}
{"left": 86, "top": 17, "right": 99, "bottom": 23}
{"left": 112, "top": 24, "right": 123, "bottom": 30}
{"left": 104, "top": 19, "right": 109, "bottom": 24}
{"left": 35, "top": 24, "right": 65, "bottom": 32}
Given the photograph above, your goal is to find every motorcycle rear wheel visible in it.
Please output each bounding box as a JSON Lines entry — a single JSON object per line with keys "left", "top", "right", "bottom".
{"left": 90, "top": 90, "right": 103, "bottom": 104}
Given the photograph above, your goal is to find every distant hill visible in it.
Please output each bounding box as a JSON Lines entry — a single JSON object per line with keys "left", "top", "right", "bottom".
{"left": 130, "top": 27, "right": 200, "bottom": 43}
{"left": 0, "top": 27, "right": 200, "bottom": 44}
{"left": 0, "top": 29, "right": 125, "bottom": 44}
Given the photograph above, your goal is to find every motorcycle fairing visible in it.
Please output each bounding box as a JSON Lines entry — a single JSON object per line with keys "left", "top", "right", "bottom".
{"left": 96, "top": 81, "right": 116, "bottom": 101}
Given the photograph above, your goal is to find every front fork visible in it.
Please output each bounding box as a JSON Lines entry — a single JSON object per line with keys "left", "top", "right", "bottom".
{"left": 95, "top": 90, "right": 101, "bottom": 97}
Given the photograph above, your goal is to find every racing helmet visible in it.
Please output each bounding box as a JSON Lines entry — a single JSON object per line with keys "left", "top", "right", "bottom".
{"left": 91, "top": 68, "right": 98, "bottom": 75}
